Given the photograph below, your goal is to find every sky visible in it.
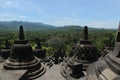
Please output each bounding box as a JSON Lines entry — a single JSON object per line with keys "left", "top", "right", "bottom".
{"left": 0, "top": 0, "right": 120, "bottom": 29}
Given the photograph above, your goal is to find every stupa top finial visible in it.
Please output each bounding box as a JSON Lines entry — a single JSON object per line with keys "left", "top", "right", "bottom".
{"left": 5, "top": 40, "right": 10, "bottom": 49}
{"left": 19, "top": 25, "right": 24, "bottom": 40}
{"left": 35, "top": 38, "right": 42, "bottom": 49}
{"left": 84, "top": 26, "right": 88, "bottom": 40}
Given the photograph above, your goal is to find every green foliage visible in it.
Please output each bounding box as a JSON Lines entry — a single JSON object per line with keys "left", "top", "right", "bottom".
{"left": 47, "top": 36, "right": 65, "bottom": 51}
{"left": 44, "top": 47, "right": 54, "bottom": 57}
{"left": 0, "top": 24, "right": 116, "bottom": 56}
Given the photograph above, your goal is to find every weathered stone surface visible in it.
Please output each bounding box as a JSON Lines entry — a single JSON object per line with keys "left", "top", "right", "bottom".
{"left": 79, "top": 23, "right": 120, "bottom": 80}
{"left": 0, "top": 24, "right": 120, "bottom": 80}
{"left": 2, "top": 25, "right": 46, "bottom": 80}
{"left": 100, "top": 47, "right": 113, "bottom": 59}
{"left": 0, "top": 70, "right": 27, "bottom": 80}
{"left": 36, "top": 64, "right": 65, "bottom": 80}
{"left": 33, "top": 38, "right": 46, "bottom": 59}
{"left": 61, "top": 26, "right": 100, "bottom": 79}
{"left": 0, "top": 40, "right": 11, "bottom": 61}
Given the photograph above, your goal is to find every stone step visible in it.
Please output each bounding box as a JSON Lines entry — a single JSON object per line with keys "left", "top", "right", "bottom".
{"left": 28, "top": 65, "right": 46, "bottom": 80}
{"left": 4, "top": 58, "right": 40, "bottom": 69}
{"left": 101, "top": 68, "right": 120, "bottom": 80}
{"left": 105, "top": 55, "right": 120, "bottom": 74}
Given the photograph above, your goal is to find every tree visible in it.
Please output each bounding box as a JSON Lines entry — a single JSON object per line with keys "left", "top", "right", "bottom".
{"left": 47, "top": 36, "right": 65, "bottom": 51}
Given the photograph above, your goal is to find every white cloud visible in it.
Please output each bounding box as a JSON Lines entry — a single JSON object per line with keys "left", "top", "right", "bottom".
{"left": 48, "top": 17, "right": 118, "bottom": 29}
{"left": 0, "top": 0, "right": 50, "bottom": 19}
{"left": 0, "top": 13, "right": 17, "bottom": 21}
{"left": 0, "top": 1, "right": 30, "bottom": 11}
{"left": 0, "top": 13, "right": 13, "bottom": 18}
{"left": 0, "top": 13, "right": 27, "bottom": 21}
{"left": 50, "top": 17, "right": 82, "bottom": 26}
{"left": 5, "top": 1, "right": 19, "bottom": 6}
{"left": 5, "top": 1, "right": 12, "bottom": 5}
{"left": 0, "top": 1, "right": 20, "bottom": 9}
{"left": 19, "top": 15, "right": 26, "bottom": 19}
{"left": 87, "top": 21, "right": 118, "bottom": 29}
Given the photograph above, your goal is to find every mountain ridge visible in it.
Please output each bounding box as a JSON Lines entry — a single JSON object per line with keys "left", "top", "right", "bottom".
{"left": 0, "top": 21, "right": 115, "bottom": 31}
{"left": 0, "top": 21, "right": 55, "bottom": 31}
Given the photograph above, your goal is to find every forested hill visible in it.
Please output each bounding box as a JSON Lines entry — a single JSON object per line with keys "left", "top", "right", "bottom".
{"left": 0, "top": 21, "right": 55, "bottom": 31}
{"left": 0, "top": 21, "right": 86, "bottom": 31}
{"left": 0, "top": 21, "right": 116, "bottom": 52}
{"left": 0, "top": 21, "right": 115, "bottom": 31}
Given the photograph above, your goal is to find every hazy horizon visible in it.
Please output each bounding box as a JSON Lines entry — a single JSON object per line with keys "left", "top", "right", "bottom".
{"left": 0, "top": 0, "right": 120, "bottom": 29}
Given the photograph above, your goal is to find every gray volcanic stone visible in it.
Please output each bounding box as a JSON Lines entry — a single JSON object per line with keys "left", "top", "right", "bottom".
{"left": 61, "top": 26, "right": 100, "bottom": 79}
{"left": 79, "top": 23, "right": 120, "bottom": 80}
{"left": 2, "top": 25, "right": 46, "bottom": 80}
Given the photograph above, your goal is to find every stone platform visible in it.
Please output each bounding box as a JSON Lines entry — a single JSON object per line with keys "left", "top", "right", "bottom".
{"left": 36, "top": 63, "right": 65, "bottom": 80}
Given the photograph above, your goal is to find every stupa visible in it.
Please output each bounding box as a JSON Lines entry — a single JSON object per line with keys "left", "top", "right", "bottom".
{"left": 3, "top": 25, "right": 46, "bottom": 80}
{"left": 79, "top": 23, "right": 120, "bottom": 80}
{"left": 33, "top": 38, "right": 46, "bottom": 59}
{"left": 61, "top": 26, "right": 100, "bottom": 79}
{"left": 0, "top": 40, "right": 10, "bottom": 61}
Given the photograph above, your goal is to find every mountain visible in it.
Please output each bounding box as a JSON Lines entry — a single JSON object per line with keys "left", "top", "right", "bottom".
{"left": 0, "top": 21, "right": 114, "bottom": 31}
{"left": 0, "top": 21, "right": 55, "bottom": 31}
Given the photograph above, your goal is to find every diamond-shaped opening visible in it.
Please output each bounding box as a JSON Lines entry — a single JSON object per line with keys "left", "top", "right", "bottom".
{"left": 116, "top": 32, "right": 120, "bottom": 42}
{"left": 117, "top": 51, "right": 120, "bottom": 57}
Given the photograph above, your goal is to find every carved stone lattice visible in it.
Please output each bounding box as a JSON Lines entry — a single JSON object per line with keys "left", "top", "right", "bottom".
{"left": 79, "top": 23, "right": 120, "bottom": 80}
{"left": 33, "top": 38, "right": 46, "bottom": 59}
{"left": 61, "top": 26, "right": 100, "bottom": 79}
{"left": 0, "top": 40, "right": 10, "bottom": 60}
{"left": 3, "top": 25, "right": 46, "bottom": 80}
